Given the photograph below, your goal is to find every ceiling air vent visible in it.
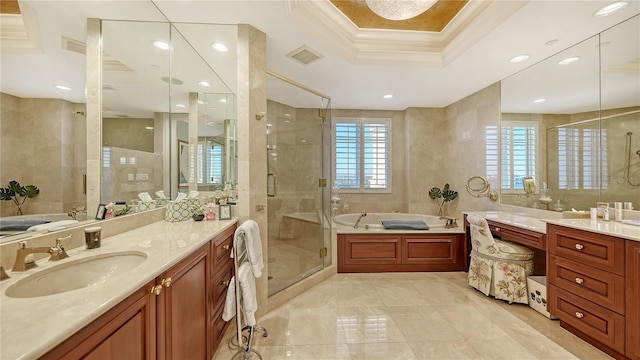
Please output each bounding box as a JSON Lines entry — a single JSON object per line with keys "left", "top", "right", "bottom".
{"left": 62, "top": 36, "right": 132, "bottom": 71}
{"left": 287, "top": 46, "right": 323, "bottom": 66}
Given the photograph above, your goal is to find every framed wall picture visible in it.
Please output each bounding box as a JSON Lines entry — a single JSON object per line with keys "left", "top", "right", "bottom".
{"left": 219, "top": 204, "right": 232, "bottom": 220}
{"left": 95, "top": 204, "right": 107, "bottom": 220}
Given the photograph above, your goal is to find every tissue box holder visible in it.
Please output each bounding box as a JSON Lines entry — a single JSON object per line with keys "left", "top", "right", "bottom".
{"left": 156, "top": 198, "right": 169, "bottom": 206}
{"left": 164, "top": 201, "right": 191, "bottom": 222}
{"left": 137, "top": 202, "right": 157, "bottom": 212}
{"left": 186, "top": 198, "right": 202, "bottom": 209}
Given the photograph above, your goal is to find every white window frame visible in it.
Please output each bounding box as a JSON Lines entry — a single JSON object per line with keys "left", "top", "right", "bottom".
{"left": 500, "top": 121, "right": 540, "bottom": 194}
{"left": 333, "top": 117, "right": 392, "bottom": 193}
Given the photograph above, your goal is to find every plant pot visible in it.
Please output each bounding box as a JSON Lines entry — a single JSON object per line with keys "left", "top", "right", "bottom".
{"left": 192, "top": 214, "right": 204, "bottom": 221}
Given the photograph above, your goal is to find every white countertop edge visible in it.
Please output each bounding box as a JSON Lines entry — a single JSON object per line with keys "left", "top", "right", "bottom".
{"left": 0, "top": 218, "right": 238, "bottom": 360}
{"left": 543, "top": 218, "right": 640, "bottom": 242}
{"left": 462, "top": 211, "right": 548, "bottom": 234}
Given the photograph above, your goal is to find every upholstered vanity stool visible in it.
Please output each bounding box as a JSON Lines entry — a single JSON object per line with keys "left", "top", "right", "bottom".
{"left": 467, "top": 214, "right": 534, "bottom": 304}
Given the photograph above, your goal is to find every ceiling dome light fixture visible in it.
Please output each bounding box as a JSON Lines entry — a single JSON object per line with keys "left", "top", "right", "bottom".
{"left": 594, "top": 1, "right": 628, "bottom": 17}
{"left": 365, "top": 0, "right": 438, "bottom": 21}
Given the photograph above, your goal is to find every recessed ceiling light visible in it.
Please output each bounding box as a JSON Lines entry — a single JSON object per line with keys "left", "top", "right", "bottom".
{"left": 594, "top": 1, "right": 628, "bottom": 17}
{"left": 383, "top": 94, "right": 393, "bottom": 99}
{"left": 558, "top": 56, "right": 580, "bottom": 65}
{"left": 545, "top": 39, "right": 559, "bottom": 46}
{"left": 198, "top": 81, "right": 211, "bottom": 87}
{"left": 55, "top": 85, "right": 71, "bottom": 91}
{"left": 152, "top": 40, "right": 170, "bottom": 50}
{"left": 533, "top": 98, "right": 547, "bottom": 103}
{"left": 510, "top": 54, "right": 530, "bottom": 63}
{"left": 219, "top": 98, "right": 227, "bottom": 103}
{"left": 175, "top": 104, "right": 186, "bottom": 108}
{"left": 211, "top": 42, "right": 229, "bottom": 52}
{"left": 145, "top": 126, "right": 154, "bottom": 130}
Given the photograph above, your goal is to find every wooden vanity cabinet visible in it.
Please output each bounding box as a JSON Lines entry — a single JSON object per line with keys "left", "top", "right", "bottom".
{"left": 627, "top": 241, "right": 640, "bottom": 360}
{"left": 547, "top": 224, "right": 631, "bottom": 358}
{"left": 209, "top": 226, "right": 235, "bottom": 352}
{"left": 40, "top": 280, "right": 157, "bottom": 360}
{"left": 156, "top": 244, "right": 209, "bottom": 360}
{"left": 40, "top": 224, "right": 238, "bottom": 360}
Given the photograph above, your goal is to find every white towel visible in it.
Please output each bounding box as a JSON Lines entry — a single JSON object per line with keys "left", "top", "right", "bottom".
{"left": 233, "top": 220, "right": 264, "bottom": 278}
{"left": 26, "top": 220, "right": 79, "bottom": 232}
{"left": 221, "top": 263, "right": 258, "bottom": 326}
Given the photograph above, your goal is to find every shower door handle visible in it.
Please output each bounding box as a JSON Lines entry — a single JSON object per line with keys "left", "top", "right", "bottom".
{"left": 267, "top": 173, "right": 277, "bottom": 197}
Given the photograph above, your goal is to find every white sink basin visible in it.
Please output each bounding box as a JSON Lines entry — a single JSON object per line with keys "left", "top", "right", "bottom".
{"left": 5, "top": 251, "right": 147, "bottom": 298}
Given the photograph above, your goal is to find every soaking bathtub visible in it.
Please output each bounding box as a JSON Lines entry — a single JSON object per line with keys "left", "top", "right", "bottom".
{"left": 333, "top": 212, "right": 466, "bottom": 273}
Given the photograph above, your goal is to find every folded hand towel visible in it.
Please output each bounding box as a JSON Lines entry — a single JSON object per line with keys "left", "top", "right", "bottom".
{"left": 381, "top": 220, "right": 429, "bottom": 230}
{"left": 0, "top": 220, "right": 50, "bottom": 231}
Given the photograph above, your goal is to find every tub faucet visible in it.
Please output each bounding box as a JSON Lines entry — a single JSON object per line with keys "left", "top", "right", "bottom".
{"left": 12, "top": 236, "right": 71, "bottom": 272}
{"left": 68, "top": 205, "right": 86, "bottom": 220}
{"left": 439, "top": 216, "right": 458, "bottom": 229}
{"left": 354, "top": 211, "right": 367, "bottom": 229}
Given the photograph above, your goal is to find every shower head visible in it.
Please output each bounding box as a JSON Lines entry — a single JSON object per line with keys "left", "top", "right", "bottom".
{"left": 628, "top": 132, "right": 633, "bottom": 136}
{"left": 636, "top": 150, "right": 640, "bottom": 157}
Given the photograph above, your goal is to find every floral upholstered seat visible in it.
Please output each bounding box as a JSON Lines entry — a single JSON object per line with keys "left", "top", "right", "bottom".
{"left": 467, "top": 214, "right": 534, "bottom": 304}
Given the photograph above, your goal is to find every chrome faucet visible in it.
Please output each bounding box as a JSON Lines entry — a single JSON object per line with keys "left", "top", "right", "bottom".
{"left": 12, "top": 235, "right": 71, "bottom": 272}
{"left": 354, "top": 211, "right": 367, "bottom": 229}
{"left": 68, "top": 205, "right": 86, "bottom": 220}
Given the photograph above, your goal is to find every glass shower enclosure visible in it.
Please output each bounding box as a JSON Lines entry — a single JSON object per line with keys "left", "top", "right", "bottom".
{"left": 266, "top": 72, "right": 332, "bottom": 296}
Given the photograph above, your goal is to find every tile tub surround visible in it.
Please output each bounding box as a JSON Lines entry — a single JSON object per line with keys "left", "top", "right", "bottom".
{"left": 0, "top": 217, "right": 237, "bottom": 360}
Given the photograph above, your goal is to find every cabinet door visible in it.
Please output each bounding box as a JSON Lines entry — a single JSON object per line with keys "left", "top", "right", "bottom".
{"left": 627, "top": 241, "right": 640, "bottom": 360}
{"left": 41, "top": 281, "right": 157, "bottom": 360}
{"left": 157, "top": 244, "right": 209, "bottom": 360}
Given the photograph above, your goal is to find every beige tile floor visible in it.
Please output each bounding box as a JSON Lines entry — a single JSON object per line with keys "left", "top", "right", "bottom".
{"left": 213, "top": 272, "right": 613, "bottom": 360}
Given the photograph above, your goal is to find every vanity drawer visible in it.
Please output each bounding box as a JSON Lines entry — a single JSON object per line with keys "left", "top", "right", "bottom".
{"left": 211, "top": 259, "right": 233, "bottom": 315}
{"left": 487, "top": 221, "right": 545, "bottom": 250}
{"left": 211, "top": 226, "right": 235, "bottom": 266}
{"left": 549, "top": 285, "right": 625, "bottom": 354}
{"left": 548, "top": 255, "right": 625, "bottom": 314}
{"left": 548, "top": 225, "right": 624, "bottom": 275}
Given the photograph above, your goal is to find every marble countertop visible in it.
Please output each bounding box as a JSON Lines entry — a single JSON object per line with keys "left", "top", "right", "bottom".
{"left": 543, "top": 218, "right": 640, "bottom": 242}
{"left": 0, "top": 218, "right": 237, "bottom": 360}
{"left": 463, "top": 211, "right": 548, "bottom": 234}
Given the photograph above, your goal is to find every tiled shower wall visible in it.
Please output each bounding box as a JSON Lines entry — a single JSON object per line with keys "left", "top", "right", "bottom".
{"left": 0, "top": 93, "right": 86, "bottom": 217}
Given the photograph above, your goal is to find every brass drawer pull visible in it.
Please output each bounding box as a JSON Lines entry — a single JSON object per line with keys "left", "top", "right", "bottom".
{"left": 495, "top": 227, "right": 501, "bottom": 232}
{"left": 163, "top": 277, "right": 172, "bottom": 288}
{"left": 575, "top": 277, "right": 584, "bottom": 284}
{"left": 575, "top": 243, "right": 584, "bottom": 250}
{"left": 575, "top": 312, "right": 584, "bottom": 319}
{"left": 222, "top": 244, "right": 230, "bottom": 250}
{"left": 222, "top": 280, "right": 230, "bottom": 287}
{"left": 151, "top": 285, "right": 163, "bottom": 295}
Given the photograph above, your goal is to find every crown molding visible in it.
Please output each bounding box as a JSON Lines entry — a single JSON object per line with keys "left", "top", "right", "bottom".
{"left": 0, "top": 3, "right": 42, "bottom": 54}
{"left": 285, "top": 0, "right": 524, "bottom": 67}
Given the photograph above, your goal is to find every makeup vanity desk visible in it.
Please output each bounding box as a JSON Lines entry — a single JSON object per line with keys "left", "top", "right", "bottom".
{"left": 462, "top": 211, "right": 548, "bottom": 274}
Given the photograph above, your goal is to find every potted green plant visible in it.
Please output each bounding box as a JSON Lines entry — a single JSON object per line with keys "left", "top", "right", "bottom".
{"left": 191, "top": 206, "right": 205, "bottom": 221}
{"left": 429, "top": 183, "right": 458, "bottom": 216}
{"left": 0, "top": 180, "right": 40, "bottom": 215}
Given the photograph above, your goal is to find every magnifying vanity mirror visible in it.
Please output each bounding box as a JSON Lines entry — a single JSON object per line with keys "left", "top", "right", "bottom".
{"left": 466, "top": 176, "right": 498, "bottom": 201}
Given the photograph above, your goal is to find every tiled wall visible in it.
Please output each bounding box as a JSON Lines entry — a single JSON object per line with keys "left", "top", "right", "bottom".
{"left": 0, "top": 93, "right": 86, "bottom": 217}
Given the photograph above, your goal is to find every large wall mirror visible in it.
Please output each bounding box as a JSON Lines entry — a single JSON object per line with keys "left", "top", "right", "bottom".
{"left": 101, "top": 20, "right": 237, "bottom": 207}
{"left": 500, "top": 15, "right": 639, "bottom": 211}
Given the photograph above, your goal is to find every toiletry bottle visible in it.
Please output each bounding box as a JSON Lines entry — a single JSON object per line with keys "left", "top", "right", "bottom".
{"left": 603, "top": 207, "right": 610, "bottom": 222}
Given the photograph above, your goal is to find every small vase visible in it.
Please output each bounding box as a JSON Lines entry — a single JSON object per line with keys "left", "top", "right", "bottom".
{"left": 192, "top": 214, "right": 204, "bottom": 221}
